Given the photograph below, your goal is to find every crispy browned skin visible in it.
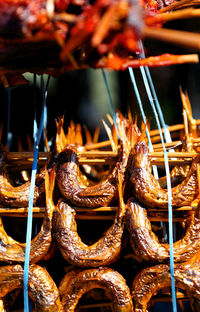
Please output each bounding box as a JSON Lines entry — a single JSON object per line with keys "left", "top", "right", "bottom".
{"left": 0, "top": 168, "right": 55, "bottom": 263}
{"left": 0, "top": 264, "right": 63, "bottom": 311}
{"left": 159, "top": 137, "right": 195, "bottom": 188}
{"left": 54, "top": 192, "right": 126, "bottom": 266}
{"left": 159, "top": 165, "right": 190, "bottom": 188}
{"left": 0, "top": 151, "right": 46, "bottom": 207}
{"left": 126, "top": 198, "right": 200, "bottom": 263}
{"left": 0, "top": 169, "right": 45, "bottom": 208}
{"left": 59, "top": 267, "right": 133, "bottom": 312}
{"left": 56, "top": 143, "right": 128, "bottom": 207}
{"left": 132, "top": 261, "right": 200, "bottom": 312}
{"left": 129, "top": 142, "right": 200, "bottom": 208}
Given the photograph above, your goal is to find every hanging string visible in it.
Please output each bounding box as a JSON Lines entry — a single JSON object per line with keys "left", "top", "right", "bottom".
{"left": 102, "top": 69, "right": 117, "bottom": 129}
{"left": 33, "top": 74, "right": 38, "bottom": 144}
{"left": 23, "top": 75, "right": 50, "bottom": 312}
{"left": 128, "top": 67, "right": 159, "bottom": 180}
{"left": 41, "top": 75, "right": 50, "bottom": 151}
{"left": 139, "top": 64, "right": 177, "bottom": 312}
{"left": 138, "top": 41, "right": 173, "bottom": 145}
{"left": 7, "top": 88, "right": 13, "bottom": 150}
{"left": 137, "top": 41, "right": 170, "bottom": 242}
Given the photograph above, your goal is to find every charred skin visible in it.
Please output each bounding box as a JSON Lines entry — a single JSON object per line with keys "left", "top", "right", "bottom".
{"left": 126, "top": 199, "right": 200, "bottom": 263}
{"left": 54, "top": 198, "right": 125, "bottom": 267}
{"left": 56, "top": 144, "right": 128, "bottom": 208}
{"left": 129, "top": 142, "right": 200, "bottom": 208}
{"left": 0, "top": 264, "right": 62, "bottom": 311}
{"left": 0, "top": 168, "right": 55, "bottom": 263}
{"left": 59, "top": 267, "right": 133, "bottom": 312}
{"left": 132, "top": 262, "right": 200, "bottom": 312}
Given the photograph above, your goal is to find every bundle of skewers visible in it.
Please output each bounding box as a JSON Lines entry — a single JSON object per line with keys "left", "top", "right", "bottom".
{"left": 1, "top": 0, "right": 200, "bottom": 87}
{"left": 0, "top": 87, "right": 199, "bottom": 311}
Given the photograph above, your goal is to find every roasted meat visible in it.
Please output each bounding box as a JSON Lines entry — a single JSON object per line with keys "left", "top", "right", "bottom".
{"left": 0, "top": 264, "right": 62, "bottom": 311}
{"left": 0, "top": 151, "right": 46, "bottom": 208}
{"left": 54, "top": 174, "right": 126, "bottom": 266}
{"left": 132, "top": 261, "right": 200, "bottom": 312}
{"left": 59, "top": 267, "right": 133, "bottom": 311}
{"left": 0, "top": 168, "right": 55, "bottom": 263}
{"left": 56, "top": 143, "right": 128, "bottom": 208}
{"left": 129, "top": 141, "right": 200, "bottom": 208}
{"left": 126, "top": 198, "right": 200, "bottom": 263}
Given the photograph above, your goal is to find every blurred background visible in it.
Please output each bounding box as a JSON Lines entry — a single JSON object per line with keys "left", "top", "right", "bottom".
{"left": 1, "top": 18, "right": 200, "bottom": 151}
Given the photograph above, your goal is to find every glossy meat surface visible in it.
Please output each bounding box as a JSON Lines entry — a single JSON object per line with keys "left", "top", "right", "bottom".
{"left": 0, "top": 150, "right": 45, "bottom": 207}
{"left": 56, "top": 144, "right": 128, "bottom": 207}
{"left": 0, "top": 264, "right": 62, "bottom": 311}
{"left": 59, "top": 267, "right": 133, "bottom": 311}
{"left": 132, "top": 261, "right": 200, "bottom": 311}
{"left": 129, "top": 142, "right": 199, "bottom": 208}
{"left": 54, "top": 195, "right": 126, "bottom": 266}
{"left": 126, "top": 199, "right": 200, "bottom": 263}
{"left": 0, "top": 168, "right": 55, "bottom": 263}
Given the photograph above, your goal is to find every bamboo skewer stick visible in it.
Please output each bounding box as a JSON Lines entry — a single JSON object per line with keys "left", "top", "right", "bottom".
{"left": 143, "top": 26, "right": 200, "bottom": 51}
{"left": 5, "top": 150, "right": 198, "bottom": 160}
{"left": 159, "top": 0, "right": 200, "bottom": 13}
{"left": 157, "top": 8, "right": 200, "bottom": 23}
{"left": 0, "top": 206, "right": 194, "bottom": 220}
{"left": 4, "top": 151, "right": 198, "bottom": 167}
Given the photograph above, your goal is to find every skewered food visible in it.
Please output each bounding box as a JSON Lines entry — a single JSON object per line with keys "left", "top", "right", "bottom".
{"left": 0, "top": 151, "right": 46, "bottom": 208}
{"left": 0, "top": 0, "right": 198, "bottom": 77}
{"left": 0, "top": 264, "right": 62, "bottom": 311}
{"left": 56, "top": 142, "right": 128, "bottom": 207}
{"left": 126, "top": 198, "right": 200, "bottom": 263}
{"left": 129, "top": 141, "right": 200, "bottom": 208}
{"left": 132, "top": 259, "right": 200, "bottom": 312}
{"left": 54, "top": 173, "right": 126, "bottom": 266}
{"left": 59, "top": 267, "right": 133, "bottom": 311}
{"left": 0, "top": 167, "right": 55, "bottom": 263}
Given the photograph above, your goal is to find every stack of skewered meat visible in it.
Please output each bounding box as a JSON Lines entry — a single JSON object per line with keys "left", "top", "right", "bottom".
{"left": 0, "top": 0, "right": 200, "bottom": 86}
{"left": 0, "top": 91, "right": 200, "bottom": 311}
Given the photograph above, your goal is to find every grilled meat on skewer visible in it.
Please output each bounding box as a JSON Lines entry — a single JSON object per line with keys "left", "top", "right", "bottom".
{"left": 126, "top": 198, "right": 200, "bottom": 263}
{"left": 0, "top": 168, "right": 55, "bottom": 263}
{"left": 129, "top": 141, "right": 200, "bottom": 208}
{"left": 132, "top": 261, "right": 200, "bottom": 312}
{"left": 59, "top": 267, "right": 133, "bottom": 311}
{"left": 56, "top": 143, "right": 128, "bottom": 207}
{"left": 54, "top": 173, "right": 126, "bottom": 266}
{"left": 0, "top": 264, "right": 62, "bottom": 311}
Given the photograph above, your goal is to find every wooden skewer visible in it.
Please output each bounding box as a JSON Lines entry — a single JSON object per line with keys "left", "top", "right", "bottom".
{"left": 6, "top": 150, "right": 198, "bottom": 161}
{"left": 150, "top": 151, "right": 197, "bottom": 158}
{"left": 143, "top": 26, "right": 200, "bottom": 51}
{"left": 0, "top": 206, "right": 194, "bottom": 220}
{"left": 4, "top": 151, "right": 197, "bottom": 168}
{"left": 152, "top": 140, "right": 182, "bottom": 150}
{"left": 150, "top": 121, "right": 200, "bottom": 137}
{"left": 156, "top": 8, "right": 200, "bottom": 23}
{"left": 159, "top": 0, "right": 200, "bottom": 13}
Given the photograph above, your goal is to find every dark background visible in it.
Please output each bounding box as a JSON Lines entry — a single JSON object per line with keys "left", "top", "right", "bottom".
{"left": 1, "top": 18, "right": 200, "bottom": 312}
